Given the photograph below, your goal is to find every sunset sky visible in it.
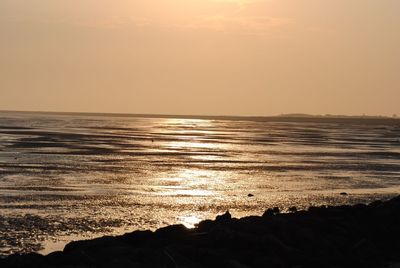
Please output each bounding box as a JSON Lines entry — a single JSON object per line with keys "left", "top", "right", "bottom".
{"left": 1, "top": 0, "right": 399, "bottom": 116}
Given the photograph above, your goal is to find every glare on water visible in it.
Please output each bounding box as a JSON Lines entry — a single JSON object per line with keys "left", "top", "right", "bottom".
{"left": 1, "top": 112, "right": 400, "bottom": 255}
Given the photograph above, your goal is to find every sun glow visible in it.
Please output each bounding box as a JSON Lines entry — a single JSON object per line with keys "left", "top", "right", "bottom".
{"left": 178, "top": 215, "right": 202, "bottom": 229}
{"left": 160, "top": 118, "right": 224, "bottom": 150}
{"left": 156, "top": 169, "right": 219, "bottom": 197}
{"left": 161, "top": 118, "right": 215, "bottom": 128}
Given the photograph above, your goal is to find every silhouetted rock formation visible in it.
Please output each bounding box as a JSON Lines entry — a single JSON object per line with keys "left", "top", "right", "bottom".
{"left": 2, "top": 196, "right": 400, "bottom": 267}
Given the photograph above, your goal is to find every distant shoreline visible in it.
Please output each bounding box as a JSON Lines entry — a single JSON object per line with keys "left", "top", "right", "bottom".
{"left": 1, "top": 110, "right": 399, "bottom": 125}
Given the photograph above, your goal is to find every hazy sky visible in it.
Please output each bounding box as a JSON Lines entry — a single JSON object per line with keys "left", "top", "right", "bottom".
{"left": 1, "top": 0, "right": 399, "bottom": 116}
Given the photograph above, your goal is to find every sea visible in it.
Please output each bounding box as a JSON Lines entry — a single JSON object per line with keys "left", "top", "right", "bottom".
{"left": 0, "top": 111, "right": 399, "bottom": 256}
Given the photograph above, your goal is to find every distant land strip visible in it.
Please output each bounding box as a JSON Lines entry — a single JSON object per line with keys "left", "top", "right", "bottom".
{"left": 1, "top": 110, "right": 399, "bottom": 125}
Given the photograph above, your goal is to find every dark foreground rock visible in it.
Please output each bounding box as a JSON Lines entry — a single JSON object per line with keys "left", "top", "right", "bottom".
{"left": 2, "top": 196, "right": 400, "bottom": 268}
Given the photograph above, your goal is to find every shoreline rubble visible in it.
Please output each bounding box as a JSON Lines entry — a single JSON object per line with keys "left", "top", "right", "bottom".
{"left": 2, "top": 196, "right": 400, "bottom": 267}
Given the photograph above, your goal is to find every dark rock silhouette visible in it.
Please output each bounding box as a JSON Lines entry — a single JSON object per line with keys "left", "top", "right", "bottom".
{"left": 288, "top": 206, "right": 297, "bottom": 212}
{"left": 215, "top": 211, "right": 231, "bottom": 222}
{"left": 2, "top": 196, "right": 400, "bottom": 267}
{"left": 262, "top": 206, "right": 280, "bottom": 217}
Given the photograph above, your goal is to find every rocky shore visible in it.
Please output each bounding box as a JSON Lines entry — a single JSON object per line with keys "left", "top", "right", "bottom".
{"left": 2, "top": 196, "right": 400, "bottom": 268}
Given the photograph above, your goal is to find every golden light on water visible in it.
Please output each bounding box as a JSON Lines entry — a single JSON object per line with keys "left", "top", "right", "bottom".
{"left": 157, "top": 169, "right": 219, "bottom": 197}
{"left": 178, "top": 215, "right": 202, "bottom": 229}
{"left": 161, "top": 118, "right": 232, "bottom": 153}
{"left": 167, "top": 141, "right": 219, "bottom": 150}
{"left": 153, "top": 118, "right": 234, "bottom": 197}
{"left": 162, "top": 118, "right": 215, "bottom": 128}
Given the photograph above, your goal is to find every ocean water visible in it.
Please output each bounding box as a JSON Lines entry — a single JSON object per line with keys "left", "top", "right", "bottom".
{"left": 0, "top": 112, "right": 400, "bottom": 255}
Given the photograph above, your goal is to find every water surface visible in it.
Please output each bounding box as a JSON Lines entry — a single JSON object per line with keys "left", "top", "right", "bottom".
{"left": 1, "top": 112, "right": 400, "bottom": 255}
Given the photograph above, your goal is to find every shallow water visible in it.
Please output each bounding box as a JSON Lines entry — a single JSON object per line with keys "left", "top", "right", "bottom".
{"left": 1, "top": 112, "right": 400, "bottom": 255}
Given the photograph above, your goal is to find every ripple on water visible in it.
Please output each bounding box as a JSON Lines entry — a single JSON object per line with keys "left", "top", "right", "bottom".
{"left": 1, "top": 113, "right": 400, "bottom": 255}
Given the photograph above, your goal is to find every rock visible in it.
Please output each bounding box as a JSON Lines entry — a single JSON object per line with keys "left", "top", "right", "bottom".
{"left": 263, "top": 208, "right": 275, "bottom": 217}
{"left": 262, "top": 207, "right": 280, "bottom": 217}
{"left": 272, "top": 207, "right": 280, "bottom": 214}
{"left": 3, "top": 195, "right": 400, "bottom": 268}
{"left": 262, "top": 234, "right": 293, "bottom": 258}
{"left": 102, "top": 246, "right": 139, "bottom": 263}
{"left": 64, "top": 236, "right": 117, "bottom": 253}
{"left": 252, "top": 256, "right": 285, "bottom": 268}
{"left": 59, "top": 249, "right": 95, "bottom": 266}
{"left": 196, "top": 219, "right": 215, "bottom": 233}
{"left": 216, "top": 211, "right": 231, "bottom": 222}
{"left": 46, "top": 251, "right": 65, "bottom": 265}
{"left": 386, "top": 263, "right": 400, "bottom": 268}
{"left": 120, "top": 230, "right": 154, "bottom": 246}
{"left": 194, "top": 248, "right": 230, "bottom": 267}
{"left": 308, "top": 205, "right": 327, "bottom": 214}
{"left": 108, "top": 258, "right": 136, "bottom": 267}
{"left": 352, "top": 238, "right": 379, "bottom": 261}
{"left": 262, "top": 208, "right": 274, "bottom": 217}
{"left": 289, "top": 206, "right": 297, "bottom": 212}
{"left": 370, "top": 200, "right": 383, "bottom": 207}
{"left": 225, "top": 259, "right": 249, "bottom": 268}
{"left": 4, "top": 253, "right": 45, "bottom": 268}
{"left": 155, "top": 224, "right": 190, "bottom": 241}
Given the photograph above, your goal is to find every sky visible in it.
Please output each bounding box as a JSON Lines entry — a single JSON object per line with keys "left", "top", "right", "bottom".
{"left": 0, "top": 0, "right": 399, "bottom": 116}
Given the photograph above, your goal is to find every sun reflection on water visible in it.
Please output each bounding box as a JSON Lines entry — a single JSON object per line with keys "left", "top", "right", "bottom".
{"left": 156, "top": 168, "right": 221, "bottom": 196}
{"left": 167, "top": 141, "right": 219, "bottom": 150}
{"left": 162, "top": 118, "right": 215, "bottom": 128}
{"left": 178, "top": 215, "right": 202, "bottom": 229}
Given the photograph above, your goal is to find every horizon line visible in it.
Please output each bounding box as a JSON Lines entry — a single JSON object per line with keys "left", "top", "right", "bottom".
{"left": 0, "top": 109, "right": 398, "bottom": 121}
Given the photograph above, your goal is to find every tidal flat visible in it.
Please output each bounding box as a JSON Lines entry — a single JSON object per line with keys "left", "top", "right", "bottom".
{"left": 1, "top": 112, "right": 400, "bottom": 255}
